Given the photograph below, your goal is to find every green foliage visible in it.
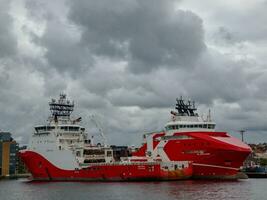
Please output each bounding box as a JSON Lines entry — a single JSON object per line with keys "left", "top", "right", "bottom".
{"left": 259, "top": 158, "right": 267, "bottom": 166}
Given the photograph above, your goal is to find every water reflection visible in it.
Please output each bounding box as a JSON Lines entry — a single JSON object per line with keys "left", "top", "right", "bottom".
{"left": 0, "top": 179, "right": 256, "bottom": 200}
{"left": 123, "top": 180, "right": 252, "bottom": 200}
{"left": 161, "top": 180, "right": 251, "bottom": 200}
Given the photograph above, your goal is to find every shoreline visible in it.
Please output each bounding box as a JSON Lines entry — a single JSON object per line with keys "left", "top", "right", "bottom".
{"left": 0, "top": 174, "right": 31, "bottom": 180}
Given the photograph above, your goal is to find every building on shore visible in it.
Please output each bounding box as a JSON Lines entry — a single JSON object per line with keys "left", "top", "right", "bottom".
{"left": 0, "top": 132, "right": 18, "bottom": 177}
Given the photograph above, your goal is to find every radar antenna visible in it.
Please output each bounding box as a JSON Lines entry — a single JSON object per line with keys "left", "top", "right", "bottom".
{"left": 171, "top": 96, "right": 198, "bottom": 117}
{"left": 49, "top": 94, "right": 74, "bottom": 119}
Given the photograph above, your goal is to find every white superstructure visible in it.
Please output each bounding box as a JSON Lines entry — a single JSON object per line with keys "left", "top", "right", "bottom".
{"left": 28, "top": 94, "right": 113, "bottom": 170}
{"left": 164, "top": 97, "right": 216, "bottom": 135}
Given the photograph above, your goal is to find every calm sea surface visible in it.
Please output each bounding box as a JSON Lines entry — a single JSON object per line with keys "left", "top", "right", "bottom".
{"left": 0, "top": 178, "right": 266, "bottom": 200}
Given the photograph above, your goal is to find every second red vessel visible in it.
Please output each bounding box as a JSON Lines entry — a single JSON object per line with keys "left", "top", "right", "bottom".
{"left": 133, "top": 97, "right": 251, "bottom": 179}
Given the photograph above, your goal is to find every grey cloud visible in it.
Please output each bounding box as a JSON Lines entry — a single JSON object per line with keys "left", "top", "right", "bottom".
{"left": 0, "top": 0, "right": 17, "bottom": 58}
{"left": 24, "top": 0, "right": 47, "bottom": 21}
{"left": 1, "top": 0, "right": 267, "bottom": 145}
{"left": 251, "top": 72, "right": 267, "bottom": 99}
{"left": 24, "top": 0, "right": 91, "bottom": 77}
{"left": 0, "top": 65, "right": 10, "bottom": 87}
{"left": 209, "top": 1, "right": 267, "bottom": 42}
{"left": 0, "top": 61, "right": 48, "bottom": 143}
{"left": 213, "top": 26, "right": 242, "bottom": 45}
{"left": 34, "top": 20, "right": 92, "bottom": 76}
{"left": 68, "top": 0, "right": 205, "bottom": 73}
{"left": 186, "top": 53, "right": 250, "bottom": 105}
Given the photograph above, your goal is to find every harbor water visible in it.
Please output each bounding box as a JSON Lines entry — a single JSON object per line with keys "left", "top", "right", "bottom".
{"left": 0, "top": 179, "right": 266, "bottom": 200}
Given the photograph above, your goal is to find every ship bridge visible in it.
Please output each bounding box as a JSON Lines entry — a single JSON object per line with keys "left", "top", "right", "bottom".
{"left": 165, "top": 97, "right": 216, "bottom": 133}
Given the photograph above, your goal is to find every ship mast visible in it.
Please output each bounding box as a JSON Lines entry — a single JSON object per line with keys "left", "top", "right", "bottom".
{"left": 171, "top": 96, "right": 198, "bottom": 117}
{"left": 49, "top": 94, "right": 74, "bottom": 121}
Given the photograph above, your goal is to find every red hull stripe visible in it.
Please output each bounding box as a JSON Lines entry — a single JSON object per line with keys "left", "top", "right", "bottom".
{"left": 193, "top": 163, "right": 239, "bottom": 170}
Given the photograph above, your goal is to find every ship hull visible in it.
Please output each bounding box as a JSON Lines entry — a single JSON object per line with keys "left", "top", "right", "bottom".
{"left": 19, "top": 151, "right": 192, "bottom": 181}
{"left": 191, "top": 149, "right": 250, "bottom": 179}
{"left": 133, "top": 131, "right": 252, "bottom": 179}
{"left": 192, "top": 164, "right": 242, "bottom": 179}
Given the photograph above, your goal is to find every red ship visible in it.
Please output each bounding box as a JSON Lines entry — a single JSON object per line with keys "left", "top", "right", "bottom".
{"left": 19, "top": 95, "right": 251, "bottom": 181}
{"left": 133, "top": 97, "right": 252, "bottom": 179}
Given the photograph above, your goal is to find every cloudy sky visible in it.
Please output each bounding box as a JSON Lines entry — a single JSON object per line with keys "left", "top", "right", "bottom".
{"left": 0, "top": 0, "right": 267, "bottom": 145}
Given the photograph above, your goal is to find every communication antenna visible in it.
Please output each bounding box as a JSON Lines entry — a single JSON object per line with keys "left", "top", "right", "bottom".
{"left": 174, "top": 96, "right": 198, "bottom": 116}
{"left": 49, "top": 94, "right": 74, "bottom": 119}
{"left": 90, "top": 115, "right": 108, "bottom": 147}
{"left": 207, "top": 109, "right": 212, "bottom": 122}
{"left": 239, "top": 130, "right": 245, "bottom": 142}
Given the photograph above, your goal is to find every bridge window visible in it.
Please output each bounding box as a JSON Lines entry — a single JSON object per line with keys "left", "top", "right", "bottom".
{"left": 35, "top": 126, "right": 46, "bottom": 132}
{"left": 166, "top": 126, "right": 173, "bottom": 130}
{"left": 84, "top": 149, "right": 105, "bottom": 155}
{"left": 210, "top": 124, "right": 215, "bottom": 129}
{"left": 205, "top": 124, "right": 215, "bottom": 129}
{"left": 106, "top": 151, "right": 112, "bottom": 157}
{"left": 35, "top": 126, "right": 55, "bottom": 133}
{"left": 60, "top": 126, "right": 80, "bottom": 131}
{"left": 60, "top": 126, "right": 68, "bottom": 131}
{"left": 47, "top": 126, "right": 55, "bottom": 131}
{"left": 69, "top": 126, "right": 79, "bottom": 131}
